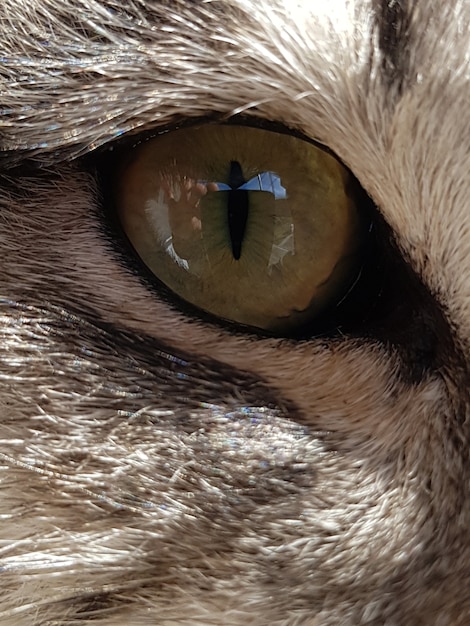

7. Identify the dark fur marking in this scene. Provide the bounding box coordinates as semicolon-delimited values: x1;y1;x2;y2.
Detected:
0;299;316;490
374;0;412;94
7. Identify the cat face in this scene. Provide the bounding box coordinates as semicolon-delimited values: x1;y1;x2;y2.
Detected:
0;1;469;624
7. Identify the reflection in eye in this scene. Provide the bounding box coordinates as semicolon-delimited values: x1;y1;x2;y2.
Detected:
116;124;366;334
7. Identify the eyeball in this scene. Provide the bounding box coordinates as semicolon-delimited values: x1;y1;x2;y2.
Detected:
116;124;366;333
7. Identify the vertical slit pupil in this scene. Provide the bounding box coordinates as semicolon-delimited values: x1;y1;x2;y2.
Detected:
227;160;249;260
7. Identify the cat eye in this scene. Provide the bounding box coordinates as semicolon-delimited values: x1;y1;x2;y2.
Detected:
114;124;370;335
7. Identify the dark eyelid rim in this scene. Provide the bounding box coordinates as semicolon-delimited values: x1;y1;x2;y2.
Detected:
83;114;340;168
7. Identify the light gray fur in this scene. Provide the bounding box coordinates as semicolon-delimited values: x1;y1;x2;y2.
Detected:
0;1;469;624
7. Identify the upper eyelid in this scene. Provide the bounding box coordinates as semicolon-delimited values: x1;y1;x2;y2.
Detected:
0;116;326;176
88;116;340;166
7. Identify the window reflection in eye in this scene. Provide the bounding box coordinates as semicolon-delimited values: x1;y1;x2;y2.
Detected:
114;124;371;335
155;169;292;275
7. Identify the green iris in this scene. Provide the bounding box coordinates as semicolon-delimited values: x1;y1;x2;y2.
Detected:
117;124;364;333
